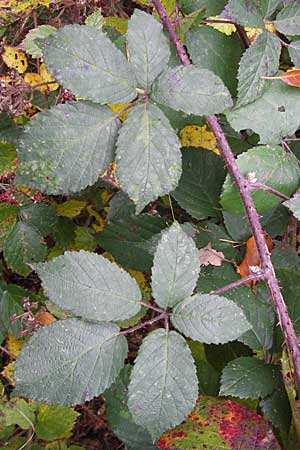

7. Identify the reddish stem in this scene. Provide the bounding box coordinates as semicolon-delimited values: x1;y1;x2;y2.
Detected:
211;273;265;296
153;0;300;393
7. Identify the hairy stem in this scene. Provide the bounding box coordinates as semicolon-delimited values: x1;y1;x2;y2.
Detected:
153;0;300;393
249;181;290;201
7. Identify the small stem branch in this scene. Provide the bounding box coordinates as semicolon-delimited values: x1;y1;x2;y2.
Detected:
211;273;265;296
153;0;300;394
250;182;290;201
140;301;164;313
120;312;167;335
235;23;250;49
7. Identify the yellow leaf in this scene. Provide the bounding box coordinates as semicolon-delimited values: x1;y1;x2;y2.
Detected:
244;27;262;44
104;17;128;35
6;0;50;13
2;46;28;73
265;23;276;34
54;200;87;218
180;124;220;155
206;16;236;36
24;72;47;93
39;63;59;91
87;205;108;232
6;335;25;358
107;103;131;121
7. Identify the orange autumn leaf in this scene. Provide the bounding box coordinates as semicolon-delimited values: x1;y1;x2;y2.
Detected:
36;310;56;326
261;69;300;87
238;232;273;286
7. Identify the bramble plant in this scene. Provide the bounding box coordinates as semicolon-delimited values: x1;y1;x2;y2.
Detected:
2;0;300;449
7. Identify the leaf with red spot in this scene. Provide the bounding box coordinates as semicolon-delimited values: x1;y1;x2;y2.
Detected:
157;396;280;450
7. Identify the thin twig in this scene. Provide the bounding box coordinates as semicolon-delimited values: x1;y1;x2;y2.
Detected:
140;301;164;313
153;0;300;394
0;345;15;359
210;273;265;296
249;182;290;201
120;312;168;335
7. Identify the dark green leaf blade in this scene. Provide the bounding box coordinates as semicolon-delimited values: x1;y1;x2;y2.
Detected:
128;329;198;440
14;318;128;406
152;65;233;116
220;357;276;399
224;0;264;27
116;103;182;213
171;293;251;344
34;250;141;322
3;222;47;276
126;9;170;89
221;145;299;215
237;30;281;107
283;191;300;220
172;148;226;220
151;222;200;308
16;102;120;195
186;26;243;96
44;25;137;103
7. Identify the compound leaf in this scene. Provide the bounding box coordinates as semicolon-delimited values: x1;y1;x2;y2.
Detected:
171;293;251;344
221;145;299;215
152;65;233;116
14;319;127;406
43;24;137;103
116;103;181;213
128;328;198;440
220;357;276;399
237;30;281;107
34;250;141;322
151;222;200;308
16;102;120;195
127;9;170;89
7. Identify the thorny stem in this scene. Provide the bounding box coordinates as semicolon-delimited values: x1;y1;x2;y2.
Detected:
153;0;300;394
211;273;265;296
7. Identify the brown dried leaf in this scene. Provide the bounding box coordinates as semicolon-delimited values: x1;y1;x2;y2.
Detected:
199;242;225;267
262;69;300;87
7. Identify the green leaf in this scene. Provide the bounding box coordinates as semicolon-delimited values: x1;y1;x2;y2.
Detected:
104;365;158;450
19;203;58;236
98;194;167;271
0;142;16;177
23;25;57;58
261;0;283;18
157;396;281;450
237;31;281;107
151;222;200;308
35;404;79;441
276;267;300;328
34;250;141;322
275;3;300;35
85;8;104;29
221;145;299;215
198;266;276;351
0;399;36;429
188;341;220;396
172;148;226;220
224;204;290;241
220;357;276;399
171;293;251;344
288;40;300;66
152;65;233;115
126;9;170;90
116;103;182;213
44;25;137;103
14;318;127;406
186;26;243;96
16;102;120;195
128;329;198;440
0;288;23;341
228;80;300;144
283;191;300;220
0;203;18;251
3;222;47;276
224;0;264;27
